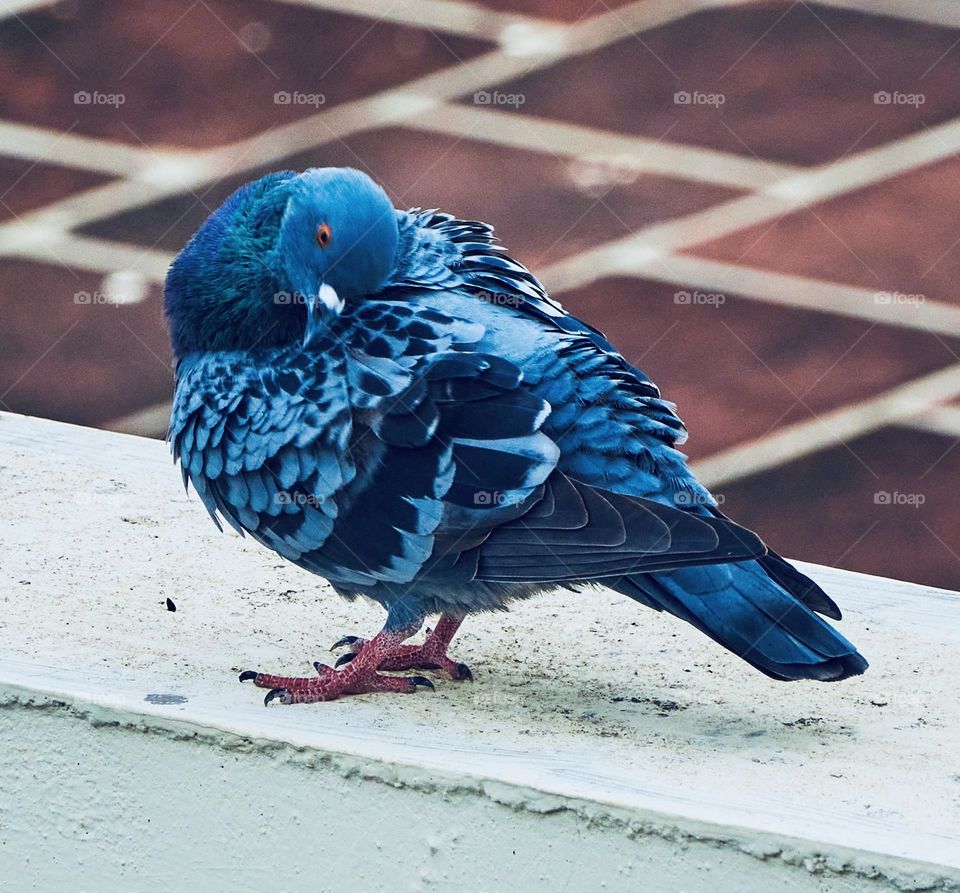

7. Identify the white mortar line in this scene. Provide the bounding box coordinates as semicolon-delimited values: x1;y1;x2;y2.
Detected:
10;233;173;282
0;0;57;17
0;120;182;178
201;90;451;181
762;117;960;206
637;254;960;337
560;0;718;54
270;0;549;41
907;404;960;438
690;362;960;489
407;103;796;190
539;192;792;291
815;0;960;30
541;113;960;295
0;155;225;250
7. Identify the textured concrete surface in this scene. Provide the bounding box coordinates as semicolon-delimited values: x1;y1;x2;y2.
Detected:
1;412;958;891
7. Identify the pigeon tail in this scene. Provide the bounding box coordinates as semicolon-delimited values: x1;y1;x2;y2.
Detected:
617;560;868;681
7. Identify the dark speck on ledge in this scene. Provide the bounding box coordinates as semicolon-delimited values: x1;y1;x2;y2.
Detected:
611;696;684;712
144;693;188;705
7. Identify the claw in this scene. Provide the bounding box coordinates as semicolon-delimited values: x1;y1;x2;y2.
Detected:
330;635;360;651
313;661;333;674
264;688;288;706
335;651;357;668
455;663;474;682
239;670;258;683
410;676;435;691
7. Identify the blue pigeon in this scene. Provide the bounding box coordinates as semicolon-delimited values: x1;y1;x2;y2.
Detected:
165;167;867;705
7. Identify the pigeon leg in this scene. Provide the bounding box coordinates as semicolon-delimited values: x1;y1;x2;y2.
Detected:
240;623;436;705
332;614;472;681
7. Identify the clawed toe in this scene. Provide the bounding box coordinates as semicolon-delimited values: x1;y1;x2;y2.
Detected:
257;671;436;704
264;687;289;706
238;659;440;705
330;635;362;651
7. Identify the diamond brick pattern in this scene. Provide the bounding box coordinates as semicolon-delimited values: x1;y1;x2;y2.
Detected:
1;0;958;587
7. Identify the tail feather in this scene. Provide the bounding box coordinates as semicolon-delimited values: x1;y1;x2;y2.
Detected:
758;549;842;620
616;559;868;681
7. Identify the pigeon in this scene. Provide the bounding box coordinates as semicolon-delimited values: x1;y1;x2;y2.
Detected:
165;167;867;705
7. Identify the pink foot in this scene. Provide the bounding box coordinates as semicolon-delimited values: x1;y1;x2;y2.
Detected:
239;618;467;705
332;615;472;681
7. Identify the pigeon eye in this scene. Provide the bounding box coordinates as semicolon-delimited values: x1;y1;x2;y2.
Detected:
316;222;332;248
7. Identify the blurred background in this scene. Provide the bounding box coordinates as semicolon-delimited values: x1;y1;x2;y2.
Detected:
1;0;959;589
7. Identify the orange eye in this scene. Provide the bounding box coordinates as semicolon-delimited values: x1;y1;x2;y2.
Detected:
316;222;332;248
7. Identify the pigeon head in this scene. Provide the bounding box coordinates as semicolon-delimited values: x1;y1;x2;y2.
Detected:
278;167;399;345
165;167;398;358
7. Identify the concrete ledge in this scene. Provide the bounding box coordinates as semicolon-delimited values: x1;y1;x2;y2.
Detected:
1;412;958;892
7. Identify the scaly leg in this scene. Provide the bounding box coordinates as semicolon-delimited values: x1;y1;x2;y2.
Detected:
331;614;472;681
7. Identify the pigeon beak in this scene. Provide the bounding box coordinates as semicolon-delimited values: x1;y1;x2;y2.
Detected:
303;282;343;348
318;282;344;315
